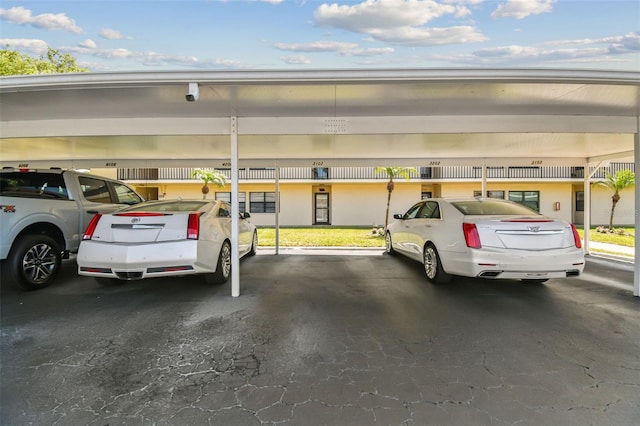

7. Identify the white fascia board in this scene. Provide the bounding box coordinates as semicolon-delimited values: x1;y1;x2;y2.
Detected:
238;116;638;135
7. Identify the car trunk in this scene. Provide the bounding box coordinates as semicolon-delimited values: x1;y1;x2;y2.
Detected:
92;212;192;243
467;216;574;250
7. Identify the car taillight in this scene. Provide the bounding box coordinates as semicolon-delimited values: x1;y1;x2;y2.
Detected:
463;223;481;249
83;214;102;240
187;213;200;240
570;224;582;248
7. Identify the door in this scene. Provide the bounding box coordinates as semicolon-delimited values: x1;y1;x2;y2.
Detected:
314;193;330;225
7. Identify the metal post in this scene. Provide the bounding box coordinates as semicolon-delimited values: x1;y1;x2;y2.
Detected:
634;127;639;297
481;162;487;197
275;165;280;255
583;161;590;255
230;116;240;297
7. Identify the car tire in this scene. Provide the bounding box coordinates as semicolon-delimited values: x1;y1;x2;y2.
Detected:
8;234;62;290
249;231;258;256
206;240;231;285
423;243;451;284
384;232;396;255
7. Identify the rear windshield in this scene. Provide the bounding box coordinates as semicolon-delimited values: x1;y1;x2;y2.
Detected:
451;200;540;216
122;200;208;212
0;172;69;200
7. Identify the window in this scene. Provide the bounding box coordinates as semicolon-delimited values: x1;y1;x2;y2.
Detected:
313;167;329;179
575;191;584;212
113;183;143;205
473;190;505;199
419;201;440;219
509;191;540;211
0;172;68;200
420;167;432;179
78;176;111;203
404;203;423;219
250;192;276;213
421;191;432;199
215;192;246;213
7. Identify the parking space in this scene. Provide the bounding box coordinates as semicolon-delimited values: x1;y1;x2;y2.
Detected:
1;252;638;425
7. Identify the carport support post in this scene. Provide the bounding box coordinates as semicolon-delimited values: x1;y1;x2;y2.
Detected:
231;116;240;297
634;128;639;297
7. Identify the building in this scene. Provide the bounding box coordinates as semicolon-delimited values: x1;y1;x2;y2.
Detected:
102;163;636;228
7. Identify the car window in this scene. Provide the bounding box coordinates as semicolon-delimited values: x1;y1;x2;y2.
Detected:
0;172;69;200
79;176;112;203
404;203;424;219
218;205;231;217
112;182;143;205
419;201;440;219
451;200;540;216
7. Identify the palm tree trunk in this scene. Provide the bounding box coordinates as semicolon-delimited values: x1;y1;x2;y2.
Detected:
384;189;392;230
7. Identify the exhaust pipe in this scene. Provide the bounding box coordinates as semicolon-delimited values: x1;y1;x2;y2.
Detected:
478;271;502;278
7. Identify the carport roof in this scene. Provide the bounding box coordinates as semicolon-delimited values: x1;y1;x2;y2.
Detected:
1;68;639;169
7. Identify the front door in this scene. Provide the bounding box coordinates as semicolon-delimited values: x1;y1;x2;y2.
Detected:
314;193;330;225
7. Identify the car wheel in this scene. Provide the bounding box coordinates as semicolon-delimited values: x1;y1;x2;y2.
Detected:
8;235;62;290
423;243;451;284
207;240;231;285
384;232;396;255
249;231;258;256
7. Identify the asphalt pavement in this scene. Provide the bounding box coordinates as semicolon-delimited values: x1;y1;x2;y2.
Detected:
1;252;638;425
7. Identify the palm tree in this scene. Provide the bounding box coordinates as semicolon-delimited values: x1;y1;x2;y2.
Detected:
191;168;227;199
375;166;417;230
593;169;635;231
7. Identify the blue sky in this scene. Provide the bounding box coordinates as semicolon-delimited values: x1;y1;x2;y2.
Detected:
1;0;639;72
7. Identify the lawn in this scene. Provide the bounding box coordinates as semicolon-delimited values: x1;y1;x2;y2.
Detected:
576;226;634;247
257;227;385;247
257;226;634;248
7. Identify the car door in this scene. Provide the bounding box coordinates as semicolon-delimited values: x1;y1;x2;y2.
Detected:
238;212;252;255
393;202;425;257
403;201;442;261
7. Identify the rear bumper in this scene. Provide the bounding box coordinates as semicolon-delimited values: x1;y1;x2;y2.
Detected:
77;240;216;280
442;247;585;280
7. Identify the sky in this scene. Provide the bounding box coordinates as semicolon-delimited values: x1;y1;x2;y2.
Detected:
0;0;639;72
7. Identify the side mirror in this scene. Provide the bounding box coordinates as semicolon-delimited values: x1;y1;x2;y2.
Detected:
393;214;403;220
242;212;251;219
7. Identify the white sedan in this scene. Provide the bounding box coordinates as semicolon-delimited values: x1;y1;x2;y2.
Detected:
77;199;257;284
385;198;584;283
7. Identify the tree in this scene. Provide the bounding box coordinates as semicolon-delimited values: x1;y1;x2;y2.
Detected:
593;169;635;231
191;168;227;199
0;47;88;76
376;166;417;230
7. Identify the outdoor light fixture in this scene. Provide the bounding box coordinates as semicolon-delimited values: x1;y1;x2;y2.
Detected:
185;83;199;102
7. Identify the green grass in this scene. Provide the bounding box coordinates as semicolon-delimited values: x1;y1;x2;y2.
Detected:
257;226;635;249
576;226;634;247
257;227;385;247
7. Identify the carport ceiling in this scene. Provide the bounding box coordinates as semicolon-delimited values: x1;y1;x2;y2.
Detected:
0;68;639;169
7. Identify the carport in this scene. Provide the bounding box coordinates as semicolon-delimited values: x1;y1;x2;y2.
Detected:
1;68;639;296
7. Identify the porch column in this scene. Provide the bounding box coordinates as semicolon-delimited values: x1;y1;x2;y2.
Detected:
583;161;591;255
230;116;240;297
481;163;487;197
634;125;639;297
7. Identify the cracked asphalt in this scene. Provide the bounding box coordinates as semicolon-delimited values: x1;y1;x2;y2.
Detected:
1;251;639;425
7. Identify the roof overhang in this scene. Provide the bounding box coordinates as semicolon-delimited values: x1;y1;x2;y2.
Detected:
1;68;639;169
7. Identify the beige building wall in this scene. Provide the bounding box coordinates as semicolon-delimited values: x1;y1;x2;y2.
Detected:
120;179;635;227
590;186;635;226
331;183;422;226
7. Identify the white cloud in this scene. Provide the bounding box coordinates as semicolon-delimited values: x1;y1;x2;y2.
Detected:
0;6;83;34
99;28;132;40
78;39;97;49
280;55;312;65
0;38;49;54
491;0;555;20
274;41;359;53
313;0;486;45
274;40;394;57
